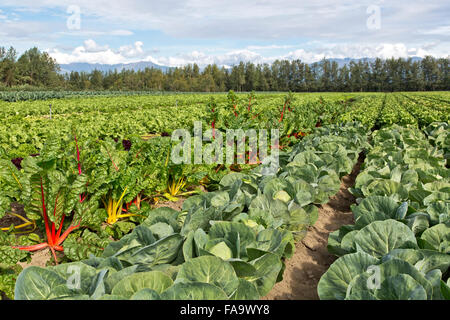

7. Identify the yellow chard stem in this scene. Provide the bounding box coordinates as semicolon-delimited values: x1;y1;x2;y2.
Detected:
113;187;128;214
116;213;143;219
0;213;36;233
8;212;32;224
105;187;128;225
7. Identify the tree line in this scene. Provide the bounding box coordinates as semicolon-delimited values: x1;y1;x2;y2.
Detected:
1;46;448;92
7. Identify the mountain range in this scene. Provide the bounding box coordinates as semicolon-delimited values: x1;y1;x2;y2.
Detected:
59;61;171;74
326;57;423;68
59;57;424;74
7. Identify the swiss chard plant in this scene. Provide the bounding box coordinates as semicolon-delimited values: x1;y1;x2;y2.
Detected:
11;151;88;263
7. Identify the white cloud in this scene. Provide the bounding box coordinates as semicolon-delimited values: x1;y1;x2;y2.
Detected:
375;43;409;59
49;48;119;65
284;43;445;61
284;49;326;63
144;43;439;68
1;0;448;43
49;43;269;67
119;41;144;58
49;40;448;67
2;0;448;65
49;40;161;65
150;49;268;67
83;39;108;53
49;40;132;64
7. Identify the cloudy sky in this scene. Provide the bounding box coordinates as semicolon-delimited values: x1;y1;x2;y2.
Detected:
0;0;449;67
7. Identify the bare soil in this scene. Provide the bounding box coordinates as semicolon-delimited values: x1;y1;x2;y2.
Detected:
17;250;52;269
0;203;28;229
0;203;53;269
263;154;364;300
152;197;186;211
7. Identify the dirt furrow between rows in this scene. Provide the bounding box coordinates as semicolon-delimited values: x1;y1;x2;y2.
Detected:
263;154;364;300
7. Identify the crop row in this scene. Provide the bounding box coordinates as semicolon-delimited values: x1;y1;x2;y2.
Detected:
0;90;211;102
318;123;450;300
0;92;348;117
2;122;370;300
339;93;448;129
0;92;352;159
1;92;448;160
339;95;384;128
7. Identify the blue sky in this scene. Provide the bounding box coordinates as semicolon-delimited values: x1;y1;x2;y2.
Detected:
0;0;449;67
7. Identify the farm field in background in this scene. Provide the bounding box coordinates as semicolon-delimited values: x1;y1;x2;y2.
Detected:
1;91;449;159
0;91;448;301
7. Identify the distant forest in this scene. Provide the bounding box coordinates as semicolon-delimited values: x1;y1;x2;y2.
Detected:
0;46;449;92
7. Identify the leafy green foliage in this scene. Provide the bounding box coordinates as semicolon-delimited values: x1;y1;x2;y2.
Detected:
4;91;448;301
13;122;370;300
321;123;450;300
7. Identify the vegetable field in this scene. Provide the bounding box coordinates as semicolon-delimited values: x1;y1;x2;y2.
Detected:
0;91;448;300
